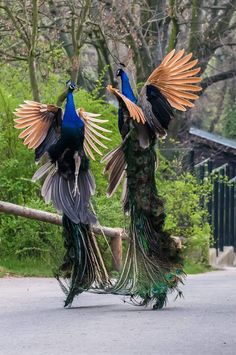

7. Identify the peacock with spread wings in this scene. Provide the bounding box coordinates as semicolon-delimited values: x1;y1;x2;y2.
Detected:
103;49;202;309
14;81;111;307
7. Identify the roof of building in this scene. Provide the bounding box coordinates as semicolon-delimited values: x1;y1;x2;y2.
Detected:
189;127;236;150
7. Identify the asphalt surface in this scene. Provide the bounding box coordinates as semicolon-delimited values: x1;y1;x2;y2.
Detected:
0;269;236;355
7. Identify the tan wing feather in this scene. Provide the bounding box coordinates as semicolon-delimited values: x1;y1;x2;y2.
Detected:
78;109;111;160
86;129;108;149
146;49;202;111
14;118;41;128
18;120;44;138
164;49;186;67
84;117;109;123
168;53;193;70
88;121;111;132
14;101;59;149
23;121;49;147
83;141;95;160
85;135;103;156
170;68;201;79
160;87;199;100
107;85;146;124
161;49;176;65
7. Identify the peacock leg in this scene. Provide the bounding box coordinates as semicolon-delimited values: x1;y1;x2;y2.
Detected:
73;151;81;196
51;161;58;175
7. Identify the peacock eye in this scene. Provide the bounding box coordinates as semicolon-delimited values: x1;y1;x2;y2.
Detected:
116;69;121;76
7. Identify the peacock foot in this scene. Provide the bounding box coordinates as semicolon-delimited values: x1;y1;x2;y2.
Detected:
152;293;167;310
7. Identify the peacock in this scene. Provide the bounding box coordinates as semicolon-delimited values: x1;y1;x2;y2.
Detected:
14;81;111;307
102;49;202;309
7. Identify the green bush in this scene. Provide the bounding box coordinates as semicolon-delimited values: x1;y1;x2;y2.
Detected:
157;155;212;264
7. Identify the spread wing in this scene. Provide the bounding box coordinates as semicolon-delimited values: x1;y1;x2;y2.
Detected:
78;109;111;161
146;49;202;111
14;100;62;161
107;85;146;124
136;49;202;134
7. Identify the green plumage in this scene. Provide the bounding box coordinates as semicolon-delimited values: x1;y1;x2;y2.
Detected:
111;128;184;308
56;215;109;307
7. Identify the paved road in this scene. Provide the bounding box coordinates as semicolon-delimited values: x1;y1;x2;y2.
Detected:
0;269;236;355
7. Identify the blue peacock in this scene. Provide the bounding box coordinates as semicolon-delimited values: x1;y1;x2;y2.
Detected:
103;49;202;309
14;81;111;307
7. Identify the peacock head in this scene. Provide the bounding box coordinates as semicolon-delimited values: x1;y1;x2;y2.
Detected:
116;63;126;77
116;68;123;77
66;80;77;91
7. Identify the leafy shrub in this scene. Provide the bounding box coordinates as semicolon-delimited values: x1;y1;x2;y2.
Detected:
157;154;212;264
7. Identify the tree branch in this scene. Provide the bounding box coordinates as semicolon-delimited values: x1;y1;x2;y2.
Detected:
31;0;38;52
0;4;30;48
201;69;236;91
0;50;27;61
125;9;153;69
76;0;91;49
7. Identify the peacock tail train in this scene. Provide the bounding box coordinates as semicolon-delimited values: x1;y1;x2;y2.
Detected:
105;128;184;309
57;215;109;307
32;149;110;307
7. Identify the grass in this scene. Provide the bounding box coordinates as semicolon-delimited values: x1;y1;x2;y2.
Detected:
0;257;53;277
184;261;212;274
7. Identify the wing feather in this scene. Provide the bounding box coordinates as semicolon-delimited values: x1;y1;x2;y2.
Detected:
86;129;108;149
85;134;103;156
107;85;146;124
146;49;202;111
78;109;111;160
84;140;95;160
14;101;60;150
164;49;186;67
161;49;176;65
14;118;41;128
102;144;127;197
88;121;111;132
161;87;199;100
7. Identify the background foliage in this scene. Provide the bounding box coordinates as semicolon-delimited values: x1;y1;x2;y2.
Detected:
0;65;212;274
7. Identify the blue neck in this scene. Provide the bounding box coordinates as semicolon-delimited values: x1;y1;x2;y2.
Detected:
120;71;137;103
63;91;84;129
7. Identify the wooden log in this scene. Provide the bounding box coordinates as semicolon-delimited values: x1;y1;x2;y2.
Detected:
0;200;124;238
0;200;62;225
0;200;124;271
